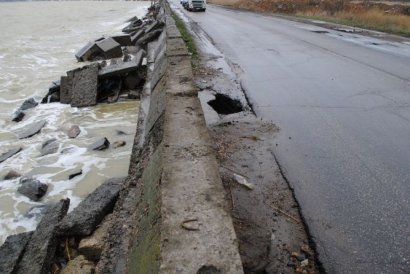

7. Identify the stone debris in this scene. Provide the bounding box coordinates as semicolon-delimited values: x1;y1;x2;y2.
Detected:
58;177;124;236
112;141;126;148
67;125;81;138
68;170;83;180
17;178;48;201
12;98;38;122
17;120;46;139
89;137;110;151
0;148;22;163
41;138;59;156
61;255;95;274
41;81;61;104
3;170;21;180
0;232;33;274
78;215;113;261
16;199;70;274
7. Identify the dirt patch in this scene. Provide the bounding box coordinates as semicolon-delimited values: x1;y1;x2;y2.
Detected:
210;119;319;274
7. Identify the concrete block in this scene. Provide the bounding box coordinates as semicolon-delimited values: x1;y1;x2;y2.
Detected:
75;42;102;62
131;29;145;44
111;34;132;46
60;69;78;104
96;37;123;59
59;178;124;236
98;51;144;78
0;232;32;274
166;25;182;39
136;29;163;47
71;63;99;107
16;199;70;274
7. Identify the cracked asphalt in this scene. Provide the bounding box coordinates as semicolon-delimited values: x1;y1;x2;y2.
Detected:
170;2;410;273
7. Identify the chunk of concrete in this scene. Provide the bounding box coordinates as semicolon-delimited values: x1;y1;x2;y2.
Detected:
0;232;33;274
17;120;46;139
71;63;99;108
61;255;95;274
131;29;145;44
0;148;22;163
88;137;110;151
78;215;112;261
58;177;124;236
145;20;165;34
75;41;103;62
16;199;70;274
67;125;81;138
98;51;143;78
60;69;78;104
136;29;163;46
17;179;48;201
96;37;123;59
111;34;132;46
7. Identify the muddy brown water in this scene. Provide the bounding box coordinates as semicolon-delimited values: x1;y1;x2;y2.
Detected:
0;1;150;244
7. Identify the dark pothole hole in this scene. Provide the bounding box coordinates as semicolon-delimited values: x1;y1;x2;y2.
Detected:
208;93;244;115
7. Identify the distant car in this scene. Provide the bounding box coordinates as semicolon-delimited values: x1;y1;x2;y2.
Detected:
185;0;206;11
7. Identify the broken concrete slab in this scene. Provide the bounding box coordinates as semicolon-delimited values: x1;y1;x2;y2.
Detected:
0;148;22;163
136;29;163;46
16;199;70;274
17;120;46;139
145;20;165;34
75;41;103;62
0;232;33;274
17;179;48;201
111;34;132;46
71;63;99;108
131;29;146;44
58;177;124;236
61;255;95;274
98;52;144;78
96;37;123;59
60;69;78;104
88;137;110;151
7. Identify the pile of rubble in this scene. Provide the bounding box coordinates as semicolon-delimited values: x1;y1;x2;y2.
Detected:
41;4;165;108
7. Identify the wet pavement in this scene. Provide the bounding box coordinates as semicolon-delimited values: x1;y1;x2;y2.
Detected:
171;1;410;273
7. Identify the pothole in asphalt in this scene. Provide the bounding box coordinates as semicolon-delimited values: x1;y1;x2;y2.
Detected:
207;93;244;115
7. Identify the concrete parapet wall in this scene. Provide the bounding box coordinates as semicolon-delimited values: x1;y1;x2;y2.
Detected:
103;1;244;273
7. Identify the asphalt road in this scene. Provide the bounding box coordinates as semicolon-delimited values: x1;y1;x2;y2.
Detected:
171;2;410;273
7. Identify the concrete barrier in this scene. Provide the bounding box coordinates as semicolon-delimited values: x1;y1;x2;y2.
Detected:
96;1;244;273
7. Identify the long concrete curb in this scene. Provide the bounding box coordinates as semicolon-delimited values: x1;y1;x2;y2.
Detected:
95;2;243;273
128;1;243;273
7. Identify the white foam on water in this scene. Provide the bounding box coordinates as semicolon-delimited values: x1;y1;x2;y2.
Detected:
0;1;150;244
